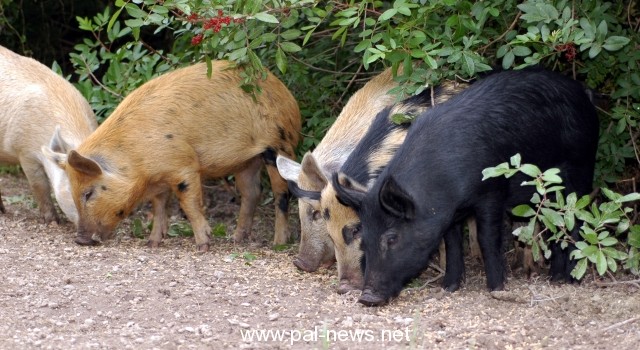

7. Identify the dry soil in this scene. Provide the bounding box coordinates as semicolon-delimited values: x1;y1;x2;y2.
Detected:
0;171;639;349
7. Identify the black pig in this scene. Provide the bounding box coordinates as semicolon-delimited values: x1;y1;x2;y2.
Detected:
333;68;599;306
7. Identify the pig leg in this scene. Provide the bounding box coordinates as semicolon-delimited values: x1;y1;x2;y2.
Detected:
442;222;465;292
174;172;211;252
20;160;59;224
475;203;507;291
147;191;170;248
266;164;291;245
0;190;5;213
232;157;263;243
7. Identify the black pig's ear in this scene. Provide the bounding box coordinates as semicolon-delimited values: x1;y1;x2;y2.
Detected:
332;172;366;211
379;176;415;220
287;181;321;201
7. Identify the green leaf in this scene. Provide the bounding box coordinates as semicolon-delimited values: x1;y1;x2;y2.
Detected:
502;51;515;69
588;43;602;58
595;250;607;275
255;12;279;24
603;36;631;51
571;258;588;280
628;225;640;248
593;21;607;45
108;6;124;32
275;47;287;74
125;18;144;28
151;5;168;15
397;6;412;16
519;164;541;178
280;42;302;53
541;208;564;227
528;239;541;261
280;29;301;40
354;39;371;53
582;229;599;245
512;46;532;57
462;53;475;75
601;187;620;201
599;237;618;247
616;192;640;203
228;47;247;61
541;24;550;42
125;3;147;19
424;55;438;69
607;257;617;273
541;168;562;182
602;247;627;260
540;215;558;234
564;211;575;231
379;8;397;22
390;113;415;125
575;195;592;209
510;154;521;167
512;204;536;218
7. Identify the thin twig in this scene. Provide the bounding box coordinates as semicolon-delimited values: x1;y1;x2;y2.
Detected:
288;54;361;75
479;12;522;53
405;272;445;292
601;316;640;332
336;64;364;109
629;126;640;167
594;279;640;289
79;56;123;99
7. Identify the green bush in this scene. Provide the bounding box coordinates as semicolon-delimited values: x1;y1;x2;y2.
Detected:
483;154;640;279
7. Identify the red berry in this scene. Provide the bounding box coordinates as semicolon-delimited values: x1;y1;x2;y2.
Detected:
191;33;204;46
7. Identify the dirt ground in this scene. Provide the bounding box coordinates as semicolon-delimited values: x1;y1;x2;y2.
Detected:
0;171;639;350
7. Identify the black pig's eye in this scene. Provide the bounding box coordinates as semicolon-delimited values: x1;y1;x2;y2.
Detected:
312;210;322;221
386;233;398;246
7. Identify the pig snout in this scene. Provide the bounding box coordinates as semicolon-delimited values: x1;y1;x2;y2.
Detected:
337;276;364;294
74;222;111;246
293;247;335;272
292;255;320;272
358;288;388;307
74;234;99;246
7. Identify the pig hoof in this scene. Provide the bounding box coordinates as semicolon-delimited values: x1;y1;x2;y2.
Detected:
146;240;161;249
74;236;99;246
292;257;318;272
442;282;461;293
358;289;387;307
337;282;359;295
233;230;249;243
196;243;210;253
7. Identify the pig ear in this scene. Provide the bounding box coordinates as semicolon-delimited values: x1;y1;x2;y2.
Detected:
300;152;328;191
332;172;366;211
277;154;322;204
379;176;415;220
49;125;73;153
67;150;103;177
41;145;68;170
287;181;321;202
276;155;301;182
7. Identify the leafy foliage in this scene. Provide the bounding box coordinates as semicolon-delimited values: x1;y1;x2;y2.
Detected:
61;1;639;176
483;154;640;279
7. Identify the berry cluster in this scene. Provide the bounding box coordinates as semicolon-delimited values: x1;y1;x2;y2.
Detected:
555;43;577;62
189;10;244;46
